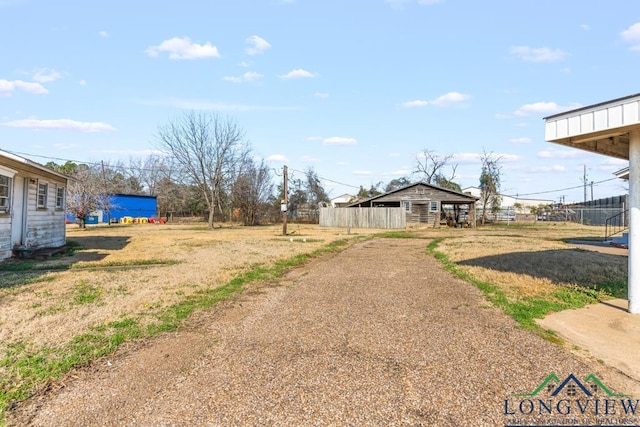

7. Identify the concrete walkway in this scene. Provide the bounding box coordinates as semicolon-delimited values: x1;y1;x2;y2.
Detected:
538;298;640;383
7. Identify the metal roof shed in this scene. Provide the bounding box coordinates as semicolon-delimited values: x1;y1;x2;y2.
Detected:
544;93;638;313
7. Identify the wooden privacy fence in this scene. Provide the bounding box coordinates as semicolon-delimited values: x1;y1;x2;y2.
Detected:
319;207;406;229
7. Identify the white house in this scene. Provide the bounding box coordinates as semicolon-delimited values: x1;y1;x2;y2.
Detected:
330;194;355;208
462;186;553;211
0;149;69;261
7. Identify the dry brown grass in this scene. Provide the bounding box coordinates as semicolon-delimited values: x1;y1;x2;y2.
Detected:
417;222;627;301
0;223;377;353
0;221;626;369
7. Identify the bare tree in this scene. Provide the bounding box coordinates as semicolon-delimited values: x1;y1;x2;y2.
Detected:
231;157;273;225
479;150;503;224
415;149;458;187
156;112;248;229
65;166;112;228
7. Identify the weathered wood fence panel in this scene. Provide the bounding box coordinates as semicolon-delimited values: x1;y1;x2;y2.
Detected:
319;207;406;229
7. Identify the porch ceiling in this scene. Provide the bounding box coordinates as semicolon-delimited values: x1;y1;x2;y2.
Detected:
544;93;640;160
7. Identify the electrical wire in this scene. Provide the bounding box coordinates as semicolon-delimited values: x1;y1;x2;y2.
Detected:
3;148;623;197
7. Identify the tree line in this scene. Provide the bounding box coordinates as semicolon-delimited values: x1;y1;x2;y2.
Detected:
46;111;504;228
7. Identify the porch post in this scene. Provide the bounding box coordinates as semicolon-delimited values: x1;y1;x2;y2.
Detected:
629;129;640;314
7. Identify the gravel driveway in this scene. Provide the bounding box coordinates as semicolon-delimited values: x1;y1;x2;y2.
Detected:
8;239;636;426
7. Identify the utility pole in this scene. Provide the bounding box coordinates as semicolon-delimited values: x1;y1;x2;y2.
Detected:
590;181;594;201
282;165;288;236
583;165;587;204
100;160;110;225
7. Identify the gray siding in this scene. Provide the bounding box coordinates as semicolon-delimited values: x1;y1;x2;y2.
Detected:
320;207;406;229
0;153;68;261
22;177;66;249
0;219;10;259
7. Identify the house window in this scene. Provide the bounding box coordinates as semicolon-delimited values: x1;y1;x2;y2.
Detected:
37;181;48;208
55;185;65;210
0;175;10;214
429;201;439;212
404;201;411;212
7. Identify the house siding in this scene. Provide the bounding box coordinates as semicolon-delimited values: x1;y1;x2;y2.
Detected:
0;153;67;260
0;217;11;259
349;182;477;227
22;176;67;249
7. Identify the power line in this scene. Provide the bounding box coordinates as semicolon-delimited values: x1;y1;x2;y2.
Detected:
4;149;622;197
289;168;360;189
504;177;618;198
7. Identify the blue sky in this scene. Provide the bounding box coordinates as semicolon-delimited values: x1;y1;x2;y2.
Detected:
1;0;639;203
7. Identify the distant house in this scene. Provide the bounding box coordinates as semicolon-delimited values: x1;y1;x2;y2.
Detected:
349;182;478;226
1;149;68;261
615;167;629;180
462;186;553;220
330;194;355;208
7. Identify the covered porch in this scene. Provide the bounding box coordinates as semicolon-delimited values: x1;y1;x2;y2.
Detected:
544;93;638;313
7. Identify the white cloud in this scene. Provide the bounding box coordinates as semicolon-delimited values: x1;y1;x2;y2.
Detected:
0;79;48;96
495;113;511;119
238;61;251;68
79;79;87;86
509;137;532;144
417;0;441;4
621;22;640;51
383;169;411;176
99;30;109;37
452;152;521;164
514;101;581;117
598;158;628;172
301;155;319;163
580;24;590;31
529;165;567;173
388;152;401;157
401;100;428;108
353;170;371;176
279;69;316;79
323;136;357;146
33;68;61;83
601;158;628;167
430;91;470;107
314;92;330;99
223;71;264;83
510;46;567;62
537;148;583;159
245;35;271;56
145;37;220;60
53;143;80;149
336;161;348;166
267;154;288;162
0;118;116;132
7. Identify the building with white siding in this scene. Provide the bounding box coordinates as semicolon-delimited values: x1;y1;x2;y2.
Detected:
0;149;69;261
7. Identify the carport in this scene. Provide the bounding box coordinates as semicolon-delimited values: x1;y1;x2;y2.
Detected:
544;93;638;313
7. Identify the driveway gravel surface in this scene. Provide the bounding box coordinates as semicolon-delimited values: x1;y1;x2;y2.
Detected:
8;239;638;426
